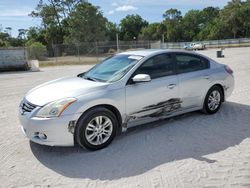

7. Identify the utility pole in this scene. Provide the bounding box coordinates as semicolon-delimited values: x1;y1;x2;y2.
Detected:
116;33;119;52
133;37;137;49
162;34;165;49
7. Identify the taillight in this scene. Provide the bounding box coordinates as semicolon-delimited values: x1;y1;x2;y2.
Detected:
225;65;233;75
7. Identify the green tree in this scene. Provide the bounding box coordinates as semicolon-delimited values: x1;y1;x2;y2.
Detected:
26;41;47;60
30;0;85;46
26;27;47;46
195;7;220;40
200;7;220;26
119;14;148;40
182;10;202;41
18;29;27;39
0;31;25;47
27;0;250;45
204;0;250;40
65;2;108;43
0;32;10;47
105;22;119;41
181;7;220;41
163;9;183;42
139;23;162;40
240;1;250;37
220;0;243;38
163;8;182;20
5;27;12;36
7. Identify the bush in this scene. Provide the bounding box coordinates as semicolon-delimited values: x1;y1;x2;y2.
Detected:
26;41;47;60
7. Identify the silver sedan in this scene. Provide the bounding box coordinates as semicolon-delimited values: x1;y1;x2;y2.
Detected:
19;49;234;150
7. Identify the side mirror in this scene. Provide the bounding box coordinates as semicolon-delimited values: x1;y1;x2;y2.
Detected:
132;74;151;83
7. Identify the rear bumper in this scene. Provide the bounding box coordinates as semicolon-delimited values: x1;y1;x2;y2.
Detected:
19;111;78;146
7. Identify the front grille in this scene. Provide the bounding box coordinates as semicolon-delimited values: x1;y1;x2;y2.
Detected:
20;99;37;114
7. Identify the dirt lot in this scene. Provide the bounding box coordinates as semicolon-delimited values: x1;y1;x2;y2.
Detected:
0;47;250;188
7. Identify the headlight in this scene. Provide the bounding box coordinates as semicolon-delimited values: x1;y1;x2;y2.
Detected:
36;98;77;118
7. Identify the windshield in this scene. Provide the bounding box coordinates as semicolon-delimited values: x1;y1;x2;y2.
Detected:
81;54;143;82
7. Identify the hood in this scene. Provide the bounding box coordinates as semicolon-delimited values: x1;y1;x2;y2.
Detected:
25;76;109;106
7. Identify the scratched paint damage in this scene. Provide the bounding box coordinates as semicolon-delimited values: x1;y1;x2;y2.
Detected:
126;98;182;123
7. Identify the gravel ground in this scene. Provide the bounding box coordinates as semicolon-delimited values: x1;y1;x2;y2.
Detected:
0;47;250;188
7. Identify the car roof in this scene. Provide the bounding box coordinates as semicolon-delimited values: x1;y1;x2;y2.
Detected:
119;49;200;57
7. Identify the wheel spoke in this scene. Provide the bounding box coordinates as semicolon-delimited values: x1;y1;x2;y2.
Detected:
103;119;112;129
86;123;95;131
212;103;216;110
96;135;103;144
208;96;213;101
213;91;218;98
102;131;111;137
87;133;96;141
95;116;103;125
212;91;217;97
212;102;217;110
208;101;213;108
216;94;220;101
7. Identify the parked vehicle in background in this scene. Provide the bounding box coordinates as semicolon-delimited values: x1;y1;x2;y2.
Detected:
19;49;234;150
184;43;206;50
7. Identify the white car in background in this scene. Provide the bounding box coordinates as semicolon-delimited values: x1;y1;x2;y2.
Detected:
19;49;234;150
184;43;206;50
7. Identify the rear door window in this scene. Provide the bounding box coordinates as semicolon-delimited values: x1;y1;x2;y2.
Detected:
175;53;209;74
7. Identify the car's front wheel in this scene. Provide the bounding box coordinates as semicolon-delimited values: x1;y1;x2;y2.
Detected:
75;107;118;150
203;85;223;114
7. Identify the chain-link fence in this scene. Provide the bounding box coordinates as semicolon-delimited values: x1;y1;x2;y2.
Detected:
26;40;160;66
2;38;250;70
31;38;250;66
162;38;250;49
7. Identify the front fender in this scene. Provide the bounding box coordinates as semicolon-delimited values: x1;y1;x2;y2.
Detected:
63;88;126;123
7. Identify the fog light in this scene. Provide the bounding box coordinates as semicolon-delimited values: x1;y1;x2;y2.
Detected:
38;133;47;139
35;132;47;140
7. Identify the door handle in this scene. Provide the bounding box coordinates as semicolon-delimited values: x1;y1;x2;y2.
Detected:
204;75;210;79
167;84;176;89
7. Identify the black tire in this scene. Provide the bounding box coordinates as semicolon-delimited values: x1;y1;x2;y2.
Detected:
203;85;223;114
75;107;118;150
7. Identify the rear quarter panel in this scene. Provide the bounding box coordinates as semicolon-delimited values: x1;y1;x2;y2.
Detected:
202;60;234;102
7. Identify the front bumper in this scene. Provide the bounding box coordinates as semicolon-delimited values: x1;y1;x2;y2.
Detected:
19;108;78;146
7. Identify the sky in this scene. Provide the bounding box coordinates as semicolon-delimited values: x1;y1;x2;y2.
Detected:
0;0;230;37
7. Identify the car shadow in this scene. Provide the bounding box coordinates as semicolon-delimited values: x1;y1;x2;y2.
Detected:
30;101;250;180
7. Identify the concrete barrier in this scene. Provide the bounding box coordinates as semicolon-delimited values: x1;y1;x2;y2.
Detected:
29;60;40;71
0;48;28;71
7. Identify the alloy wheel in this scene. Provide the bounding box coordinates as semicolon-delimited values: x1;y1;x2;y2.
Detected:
208;90;221;111
85;116;113;145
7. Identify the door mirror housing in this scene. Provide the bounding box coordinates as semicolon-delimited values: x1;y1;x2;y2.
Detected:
132;74;151;83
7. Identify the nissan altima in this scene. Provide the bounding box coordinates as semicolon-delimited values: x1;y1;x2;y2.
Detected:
19;49;234;150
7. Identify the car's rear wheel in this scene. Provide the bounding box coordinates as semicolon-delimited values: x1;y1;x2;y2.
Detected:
75;107;118;150
203;85;223;114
